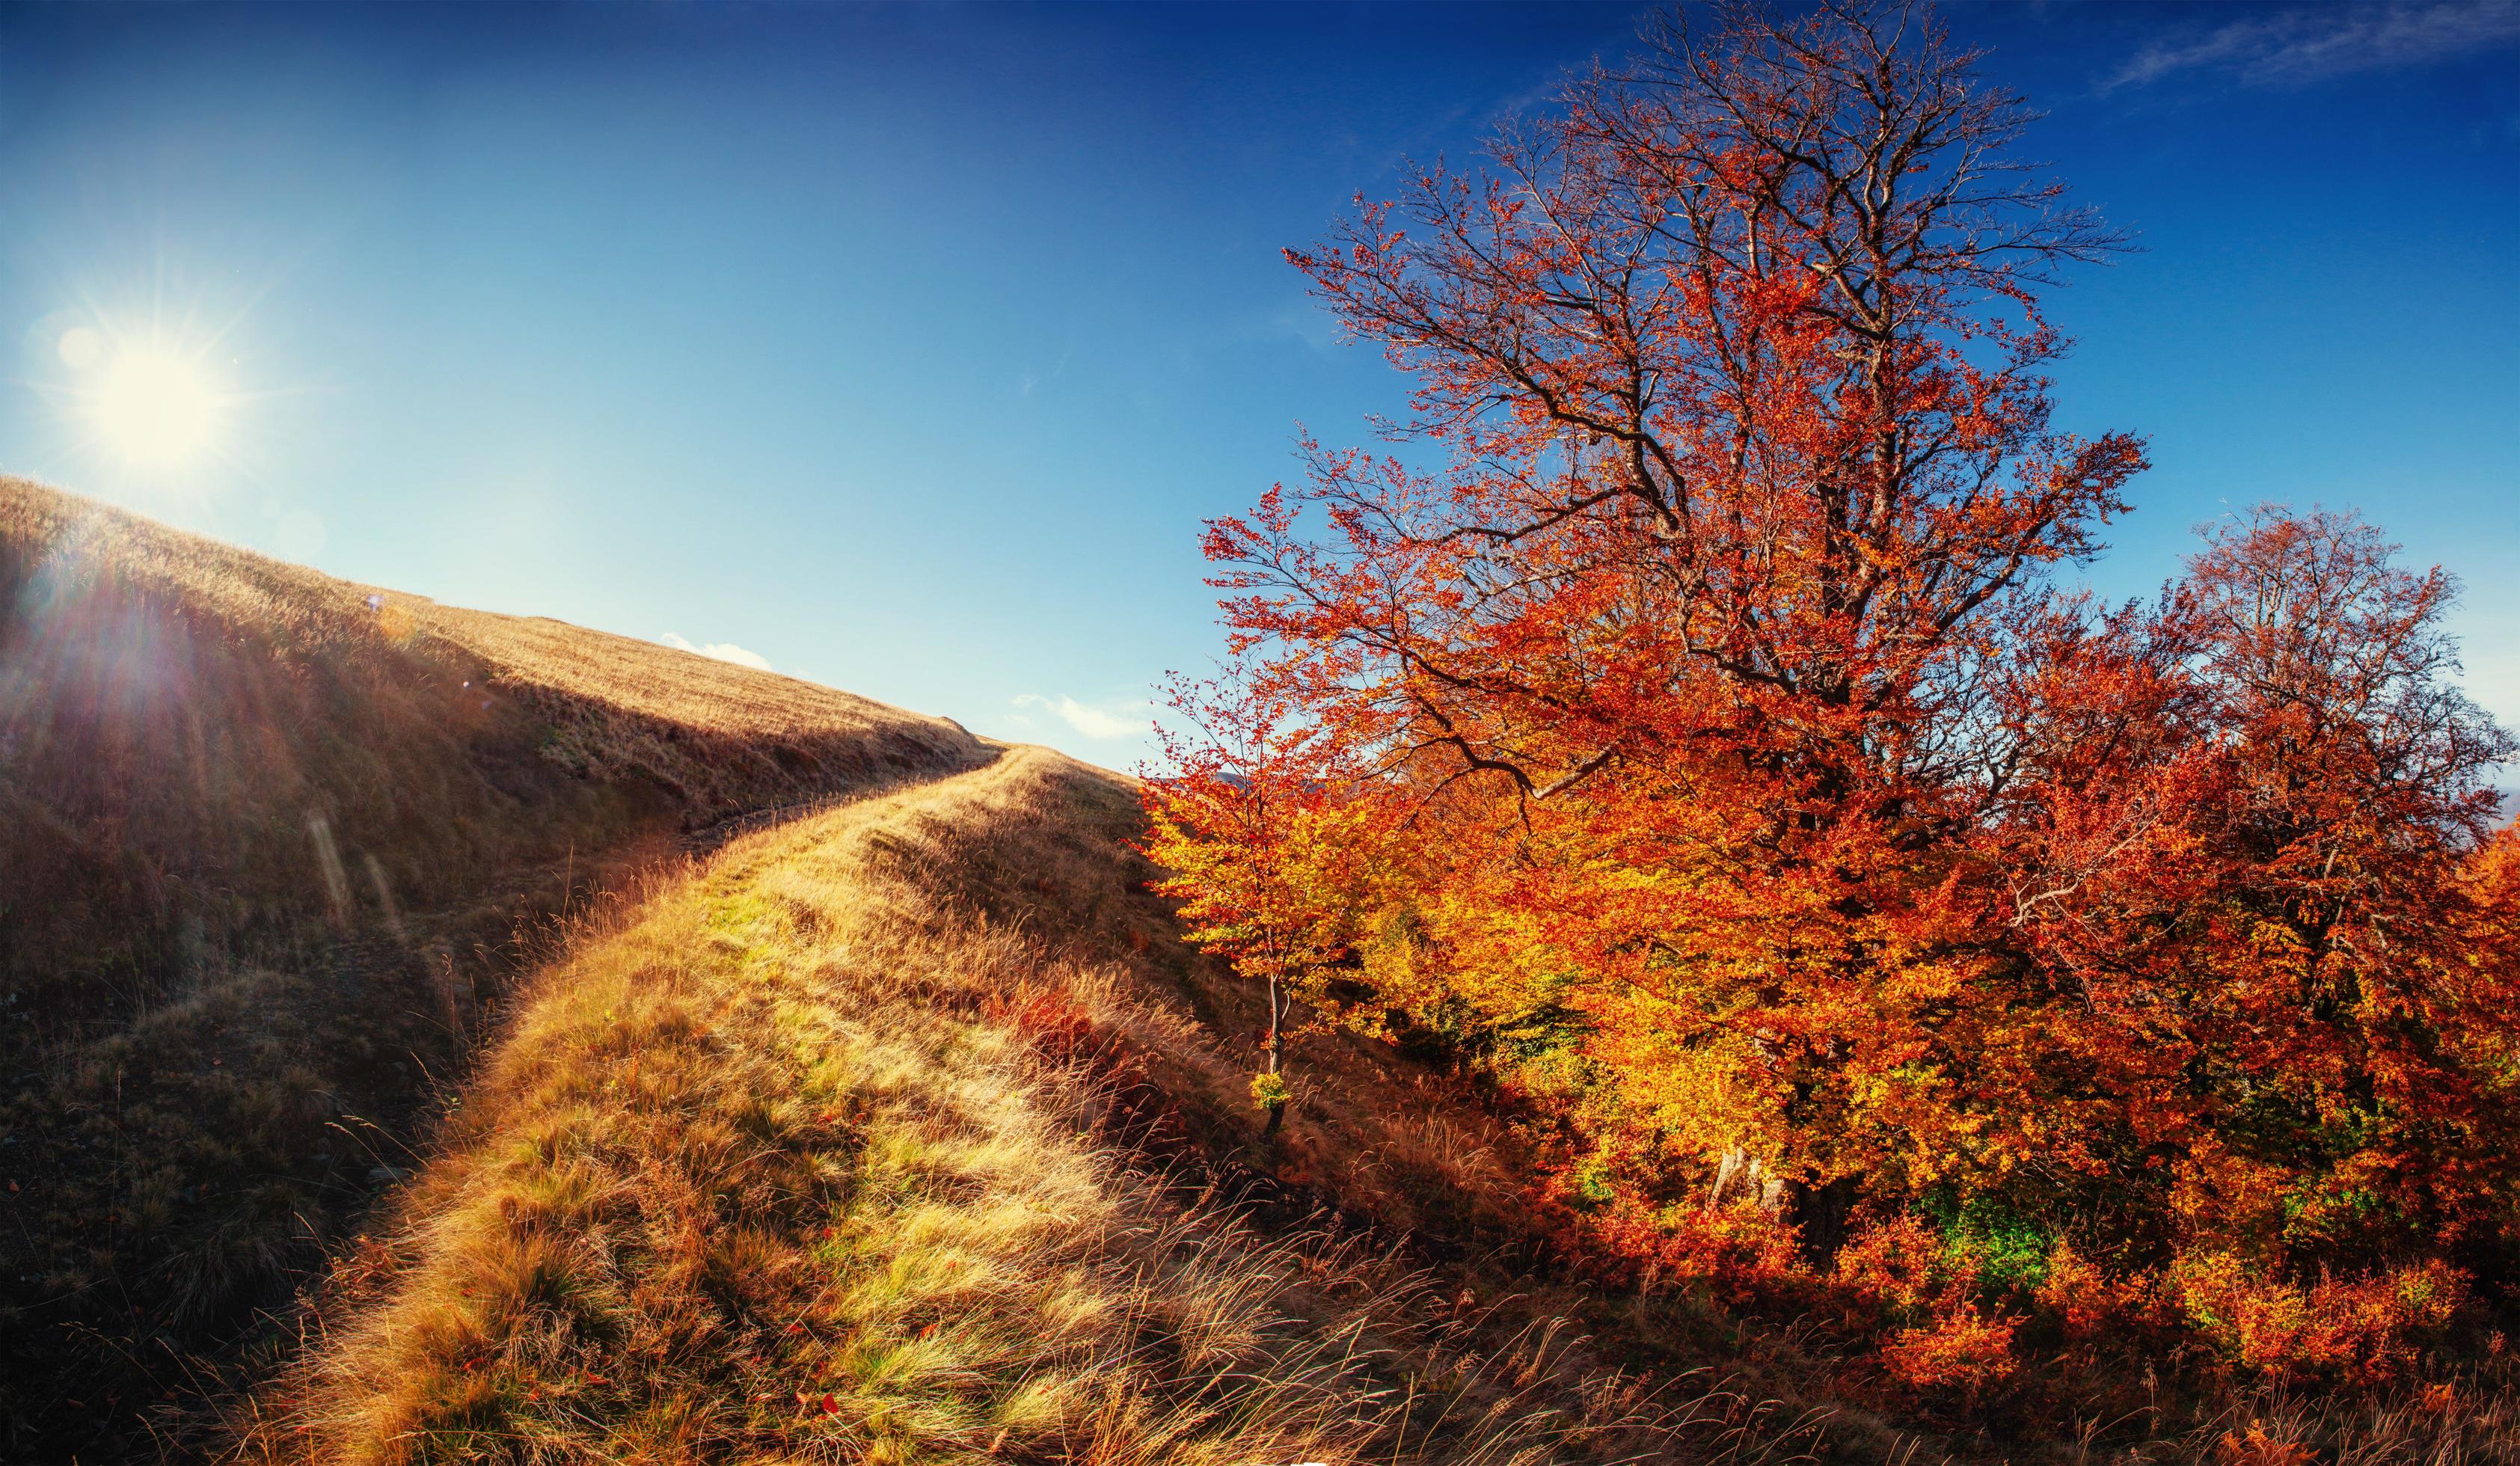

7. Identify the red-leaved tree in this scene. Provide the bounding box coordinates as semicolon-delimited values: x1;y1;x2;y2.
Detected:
1150;0;2516;1382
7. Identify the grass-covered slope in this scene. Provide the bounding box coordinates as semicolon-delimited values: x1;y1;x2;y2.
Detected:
242;750;2520;1466
240;749;1758;1466
0;478;986;1460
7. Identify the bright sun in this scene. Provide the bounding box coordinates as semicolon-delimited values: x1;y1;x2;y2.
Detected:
85;346;221;467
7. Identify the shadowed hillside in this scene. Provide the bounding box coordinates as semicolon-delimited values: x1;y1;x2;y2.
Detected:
0;479;987;1460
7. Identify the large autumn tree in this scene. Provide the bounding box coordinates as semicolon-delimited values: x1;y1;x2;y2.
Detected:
1150;0;2518;1319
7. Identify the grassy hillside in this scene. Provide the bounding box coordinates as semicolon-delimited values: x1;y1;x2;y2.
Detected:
236;749;1828;1465
0;479;986;1460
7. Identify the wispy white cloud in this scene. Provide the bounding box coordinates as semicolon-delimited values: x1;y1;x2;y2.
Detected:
660;631;772;672
2106;0;2520;91
1261;298;1344;355
1018;348;1074;399
1012;693;1146;740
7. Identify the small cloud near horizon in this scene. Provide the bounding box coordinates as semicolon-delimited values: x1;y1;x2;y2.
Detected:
2104;0;2520;91
1011;693;1147;741
660;631;772;672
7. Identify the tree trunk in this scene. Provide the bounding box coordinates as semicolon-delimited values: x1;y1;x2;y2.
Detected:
1785;1173;1862;1263
1261;971;1287;1137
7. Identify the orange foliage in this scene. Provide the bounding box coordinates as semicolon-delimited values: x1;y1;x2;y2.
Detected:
2216;1423;2317;1466
1879;1309;2020;1395
2033;1240;2156;1342
2169;1254;2466;1382
1559;1194;1806;1308
1150;0;2517;1390
1834;1217;1969;1322
1834;1217;2020;1393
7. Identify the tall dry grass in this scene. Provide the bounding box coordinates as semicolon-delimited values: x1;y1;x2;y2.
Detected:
410;603;981;819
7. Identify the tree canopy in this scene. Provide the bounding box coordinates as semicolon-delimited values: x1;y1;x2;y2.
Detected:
1147;0;2518;1387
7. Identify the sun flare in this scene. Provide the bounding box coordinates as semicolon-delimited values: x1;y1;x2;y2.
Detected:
87;347;222;466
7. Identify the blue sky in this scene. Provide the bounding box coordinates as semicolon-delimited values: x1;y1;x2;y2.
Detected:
2;1;2515;770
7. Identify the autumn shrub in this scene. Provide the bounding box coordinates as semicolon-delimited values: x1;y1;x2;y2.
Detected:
1877;1308;2020;1396
979;978;1095;1052
2033;1239;2159;1343
1555;1193;1807;1309
2168;1253;2467;1382
1818;1217;2014;1393
1833;1217;1970;1323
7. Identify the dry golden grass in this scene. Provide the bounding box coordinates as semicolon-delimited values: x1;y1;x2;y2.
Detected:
0;477;983;1461
1;476;980;831
411;604;983;821
1;475;981;1028
2161;1378;2520;1465
236;750;1839;1466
